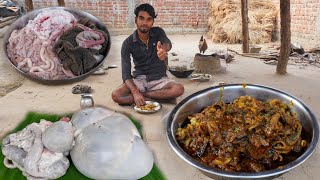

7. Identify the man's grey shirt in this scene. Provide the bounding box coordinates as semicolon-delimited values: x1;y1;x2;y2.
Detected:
121;27;172;82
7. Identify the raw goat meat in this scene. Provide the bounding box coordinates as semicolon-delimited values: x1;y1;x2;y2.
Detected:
1;119;71;180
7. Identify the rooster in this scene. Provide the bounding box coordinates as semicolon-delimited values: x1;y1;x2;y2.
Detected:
198;35;208;54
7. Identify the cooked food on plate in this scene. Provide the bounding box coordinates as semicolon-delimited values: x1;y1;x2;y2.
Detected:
137;103;157;111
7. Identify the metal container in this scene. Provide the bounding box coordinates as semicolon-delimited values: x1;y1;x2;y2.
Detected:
249;45;262;53
80;94;94;108
166;84;319;179
2;7;111;85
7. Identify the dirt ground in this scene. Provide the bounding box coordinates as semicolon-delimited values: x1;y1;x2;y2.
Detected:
0;33;320;180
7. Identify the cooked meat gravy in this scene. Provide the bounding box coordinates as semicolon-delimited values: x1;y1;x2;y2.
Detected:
176;96;308;172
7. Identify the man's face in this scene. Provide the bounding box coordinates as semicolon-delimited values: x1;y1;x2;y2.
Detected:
135;11;154;33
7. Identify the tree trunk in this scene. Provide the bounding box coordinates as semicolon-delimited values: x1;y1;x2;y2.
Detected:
241;0;249;53
25;0;33;11
277;0;291;74
58;0;65;6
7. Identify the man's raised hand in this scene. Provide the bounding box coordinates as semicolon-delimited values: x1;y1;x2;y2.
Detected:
157;41;168;61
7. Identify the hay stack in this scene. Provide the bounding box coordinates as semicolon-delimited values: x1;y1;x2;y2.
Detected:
208;0;278;44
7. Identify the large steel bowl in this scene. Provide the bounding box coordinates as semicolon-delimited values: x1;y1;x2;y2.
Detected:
2;7;111;85
166;84;319;179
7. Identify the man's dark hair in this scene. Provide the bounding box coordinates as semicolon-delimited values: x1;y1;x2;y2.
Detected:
134;3;157;19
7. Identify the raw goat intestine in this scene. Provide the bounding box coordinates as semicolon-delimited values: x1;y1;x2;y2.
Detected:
26;9;76;40
6;9;77;80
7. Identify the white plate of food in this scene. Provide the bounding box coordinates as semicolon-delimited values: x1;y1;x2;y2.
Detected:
133;101;162;114
190;73;212;82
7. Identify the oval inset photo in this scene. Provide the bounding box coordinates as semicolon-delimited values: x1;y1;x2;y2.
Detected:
3;7;111;84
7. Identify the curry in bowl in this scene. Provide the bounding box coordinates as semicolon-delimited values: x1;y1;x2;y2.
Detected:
175;95;307;173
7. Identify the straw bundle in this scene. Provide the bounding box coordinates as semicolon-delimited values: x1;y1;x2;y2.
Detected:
208;0;278;44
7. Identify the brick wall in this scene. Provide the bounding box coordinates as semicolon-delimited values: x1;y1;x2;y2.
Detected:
272;0;320;39
16;0;320;39
17;0;209;35
291;0;320;38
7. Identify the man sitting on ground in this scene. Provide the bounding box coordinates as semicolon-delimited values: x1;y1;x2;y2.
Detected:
112;3;184;106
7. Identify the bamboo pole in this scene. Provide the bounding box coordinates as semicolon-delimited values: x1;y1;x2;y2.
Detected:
241;0;249;53
277;0;291;74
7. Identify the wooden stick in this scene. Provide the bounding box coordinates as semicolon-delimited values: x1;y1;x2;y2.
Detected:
306;47;320;53
241;0;249;53
227;49;278;60
240;53;278;60
25;0;33;11
227;48;240;55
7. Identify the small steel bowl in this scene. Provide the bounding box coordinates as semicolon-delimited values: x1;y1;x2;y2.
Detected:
3;7;111;85
80;94;94;108
166;84;319;179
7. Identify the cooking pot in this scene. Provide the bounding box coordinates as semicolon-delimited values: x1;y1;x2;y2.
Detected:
166;84;319;179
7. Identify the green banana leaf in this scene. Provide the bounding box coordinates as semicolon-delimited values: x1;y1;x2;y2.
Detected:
0;112;166;180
